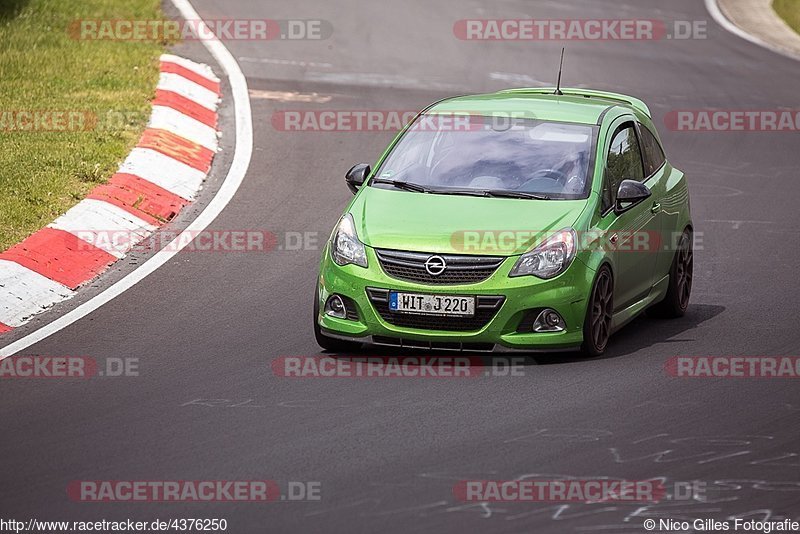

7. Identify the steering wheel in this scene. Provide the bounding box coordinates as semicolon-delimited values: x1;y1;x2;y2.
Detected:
529;168;569;184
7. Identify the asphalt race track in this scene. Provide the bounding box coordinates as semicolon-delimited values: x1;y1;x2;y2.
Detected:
1;0;799;532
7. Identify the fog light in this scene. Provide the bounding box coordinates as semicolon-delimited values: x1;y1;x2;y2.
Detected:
544;311;561;327
324;295;347;319
533;308;565;332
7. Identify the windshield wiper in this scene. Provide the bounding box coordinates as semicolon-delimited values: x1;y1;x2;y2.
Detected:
431;189;488;197
372;179;483;197
483;190;551;200
371;178;431;193
372;180;551;200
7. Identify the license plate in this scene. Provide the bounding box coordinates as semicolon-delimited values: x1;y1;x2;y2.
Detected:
389;292;475;317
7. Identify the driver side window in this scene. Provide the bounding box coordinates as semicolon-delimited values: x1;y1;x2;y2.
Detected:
601;124;644;213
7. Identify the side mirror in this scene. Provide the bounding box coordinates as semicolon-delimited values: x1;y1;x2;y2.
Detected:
345;164;370;194
615;179;651;213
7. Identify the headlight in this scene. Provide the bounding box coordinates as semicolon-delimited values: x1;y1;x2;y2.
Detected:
330;213;368;268
509;228;577;279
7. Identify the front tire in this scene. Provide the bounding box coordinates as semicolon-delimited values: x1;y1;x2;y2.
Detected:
648;228;693;318
313;288;362;352
581;266;613;357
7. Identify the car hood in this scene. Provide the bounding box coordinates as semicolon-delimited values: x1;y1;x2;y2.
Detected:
350;187;588;256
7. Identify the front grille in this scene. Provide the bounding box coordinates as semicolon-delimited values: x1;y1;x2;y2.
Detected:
367;288;504;332
372;336;495;352
375;249;505;285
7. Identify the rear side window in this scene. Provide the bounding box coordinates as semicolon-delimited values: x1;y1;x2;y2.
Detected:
638;124;666;176
602;124;644;212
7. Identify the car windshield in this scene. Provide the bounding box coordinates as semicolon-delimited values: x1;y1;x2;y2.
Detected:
372;115;595;199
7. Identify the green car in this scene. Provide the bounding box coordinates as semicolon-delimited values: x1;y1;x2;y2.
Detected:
314;88;693;356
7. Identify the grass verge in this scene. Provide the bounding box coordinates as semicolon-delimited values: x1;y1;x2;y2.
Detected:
0;0;165;251
774;0;800;35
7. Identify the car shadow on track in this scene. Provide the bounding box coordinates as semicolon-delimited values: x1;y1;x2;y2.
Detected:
319;304;725;368
532;303;725;365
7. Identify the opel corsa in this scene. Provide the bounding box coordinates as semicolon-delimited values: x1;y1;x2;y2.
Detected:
314;88;693;356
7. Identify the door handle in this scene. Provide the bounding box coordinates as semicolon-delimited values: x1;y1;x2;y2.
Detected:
650;202;661;214
609;232;619;244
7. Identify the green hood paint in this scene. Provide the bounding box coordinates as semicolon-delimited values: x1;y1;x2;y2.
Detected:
349;187;588;256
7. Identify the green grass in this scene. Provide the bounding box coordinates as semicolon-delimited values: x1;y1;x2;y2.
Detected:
0;0;166;251
774;0;800;35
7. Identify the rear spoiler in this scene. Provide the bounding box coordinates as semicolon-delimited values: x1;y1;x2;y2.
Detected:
497;87;652;118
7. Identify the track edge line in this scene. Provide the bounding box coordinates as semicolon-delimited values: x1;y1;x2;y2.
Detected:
705;0;800;62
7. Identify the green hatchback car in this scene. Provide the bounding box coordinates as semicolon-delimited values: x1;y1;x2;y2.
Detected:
314;88;693;356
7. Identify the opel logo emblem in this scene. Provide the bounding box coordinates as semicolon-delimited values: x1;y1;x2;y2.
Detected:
424;255;447;276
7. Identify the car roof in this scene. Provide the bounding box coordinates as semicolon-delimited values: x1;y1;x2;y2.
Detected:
427;88;650;126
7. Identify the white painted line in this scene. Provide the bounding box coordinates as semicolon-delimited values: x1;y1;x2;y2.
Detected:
489;72;548;86
48;198;158;258
705;0;800;62
149;105;219;152
0;0;253;358
0;260;72;327
119;148;207;201
161;53;221;82
157;71;220;111
304;71;462;92
238;56;334;69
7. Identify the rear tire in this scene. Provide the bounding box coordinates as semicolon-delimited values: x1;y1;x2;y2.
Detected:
313;288;363;352
648;228;693;318
581;266;614;357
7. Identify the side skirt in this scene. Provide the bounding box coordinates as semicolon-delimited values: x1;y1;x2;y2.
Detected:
610;274;669;333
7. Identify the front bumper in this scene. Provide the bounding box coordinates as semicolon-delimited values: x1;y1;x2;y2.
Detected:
317;245;595;351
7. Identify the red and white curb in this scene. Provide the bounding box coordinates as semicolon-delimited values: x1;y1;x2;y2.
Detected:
0;54;220;334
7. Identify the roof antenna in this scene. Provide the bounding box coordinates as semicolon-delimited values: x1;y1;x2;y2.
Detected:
554;47;565;95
